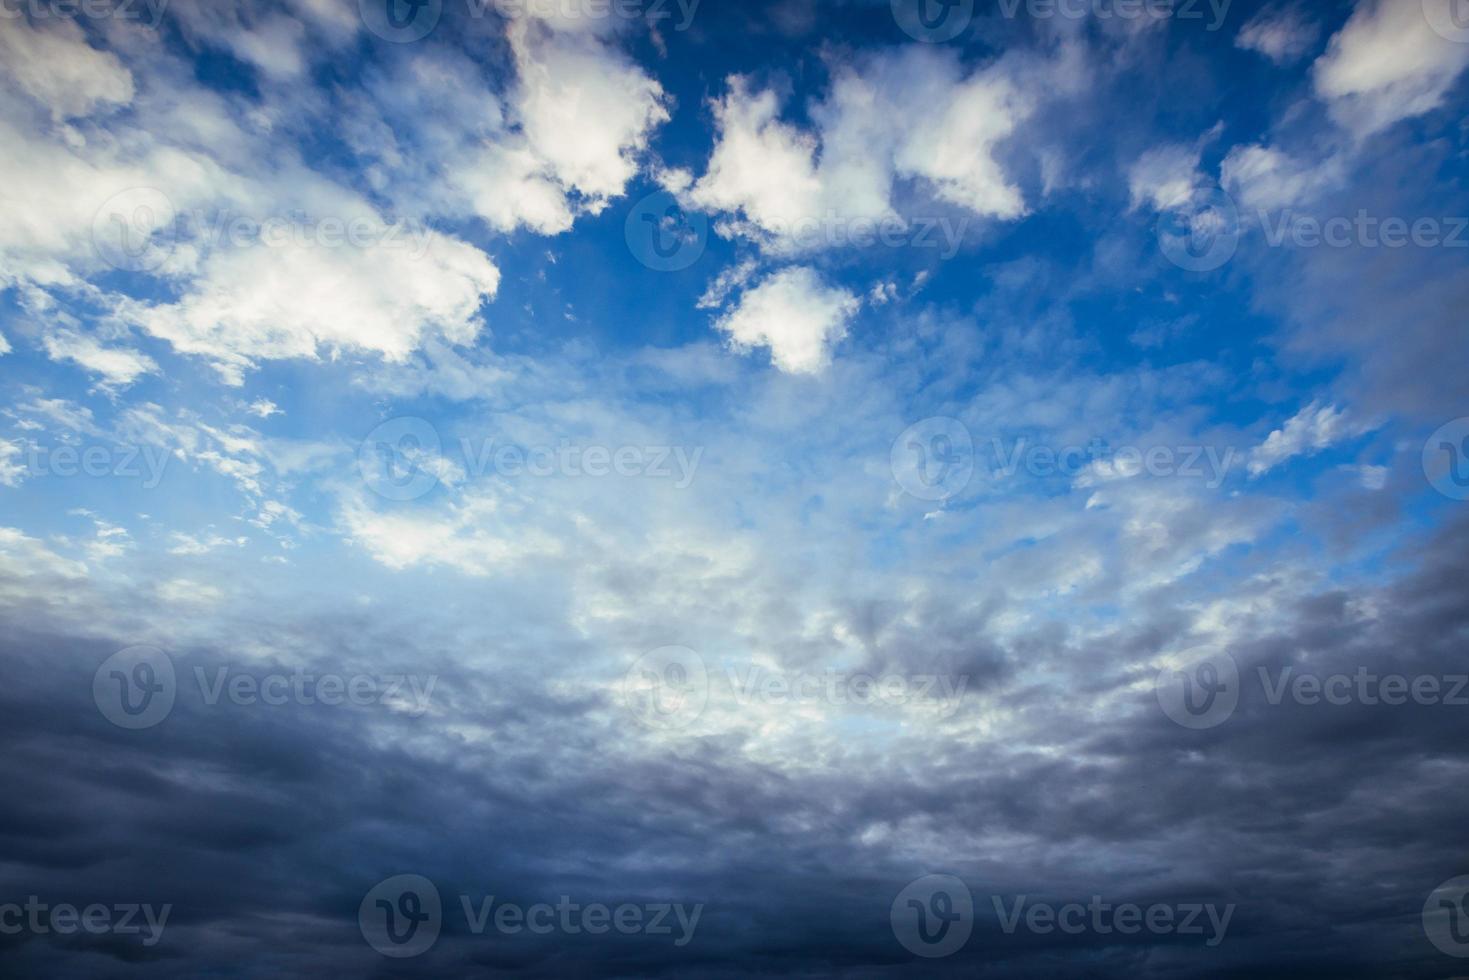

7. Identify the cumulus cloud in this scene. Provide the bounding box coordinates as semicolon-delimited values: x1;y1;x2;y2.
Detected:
712;267;859;374
1236;5;1320;65
1247;402;1376;477
1312;0;1469;137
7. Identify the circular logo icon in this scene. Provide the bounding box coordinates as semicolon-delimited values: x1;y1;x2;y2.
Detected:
1155;649;1239;730
359;417;443;501
625;191;707;272
360;874;442;958
1424;876;1469;957
1424;0;1469;44
359;0;442;42
891;874;973;958
891;0;974;42
1422;418;1469;500
621;646;709;730
1156;187;1239;272
891;417;974;502
93;646;176;730
92;187;177;272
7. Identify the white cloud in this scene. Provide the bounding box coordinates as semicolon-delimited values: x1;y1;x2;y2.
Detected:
1236;6;1319;65
687;46;1071;254
124;233;500;384
0;441;25;488
0;18;134;119
1220;143;1340;211
1312;0;1469;137
246;399;282;419
40;329;158;389
1127;142;1205;213
713;267;859;374
1248;402;1376;477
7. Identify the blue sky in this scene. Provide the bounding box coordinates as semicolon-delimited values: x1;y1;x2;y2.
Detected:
2;0;1469;976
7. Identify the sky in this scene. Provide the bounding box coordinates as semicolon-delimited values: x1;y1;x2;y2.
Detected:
1;0;1469;975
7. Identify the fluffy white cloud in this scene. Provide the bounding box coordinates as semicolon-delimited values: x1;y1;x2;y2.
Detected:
687;45;1071;254
1220;143;1341;211
1248;402;1376;477
0;18;134;119
125;232;500;384
1236;6;1319;65
713;267;859;374
1312;0;1469;137
40;329;158;389
1127;142;1205;213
